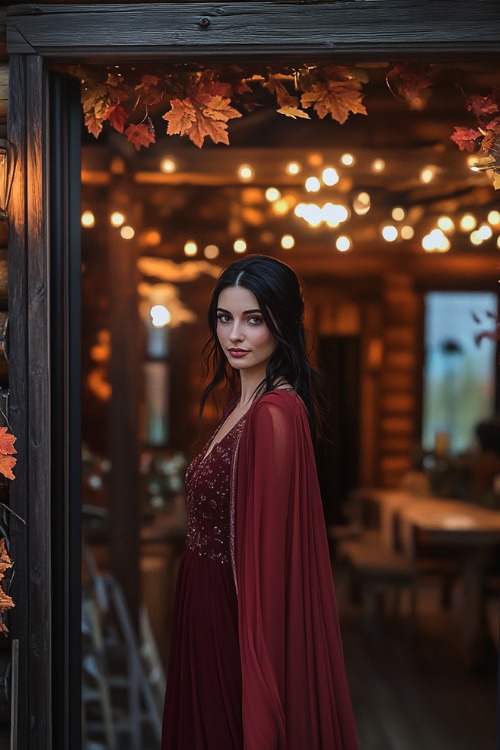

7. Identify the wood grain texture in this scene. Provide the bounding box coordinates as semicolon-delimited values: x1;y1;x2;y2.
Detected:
7;1;500;59
8;53;52;750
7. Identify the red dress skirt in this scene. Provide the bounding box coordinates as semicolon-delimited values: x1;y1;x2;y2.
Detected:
161;416;247;750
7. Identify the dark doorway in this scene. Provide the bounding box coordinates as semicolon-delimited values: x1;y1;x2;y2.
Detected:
317;334;361;525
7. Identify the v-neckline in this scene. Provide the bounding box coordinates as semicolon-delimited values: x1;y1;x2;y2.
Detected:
202;411;248;462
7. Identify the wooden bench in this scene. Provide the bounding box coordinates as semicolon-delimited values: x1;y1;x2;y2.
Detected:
337;535;416;634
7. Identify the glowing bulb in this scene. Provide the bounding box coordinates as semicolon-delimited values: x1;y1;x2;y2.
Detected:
437;216;454;232
467;155;480;171
184;240;197;256
110;211;126;227
321;167;339;186
353;192;371;215
340;153;355;167
120;225;135;240
381;225;398;242
391;207;405;221
336;235;351;252
497;236;500;249
280;234;295;250
160;157;176;174
477;223;493;240
488;210;500;225
305;176;321;193
371;159;385;173
203;244;219;259
460;213;476;231
322;203;349;226
272;198;290;216
233;238;247;253
150;304;171;328
308;153;323;167
81;210;95;228
294;203;306;218
237;164;254;181
303;204;322;227
422;234;436;252
470;231;483;246
420;165;436;183
401;225;414;240
144;229;162;246
265;187;281;202
286;161;301;176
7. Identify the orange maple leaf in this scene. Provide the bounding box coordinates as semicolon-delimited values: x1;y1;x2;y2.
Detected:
0;427;16;456
84;111;103;138
0;454;16;481
163;98;197;136
124;123;156;150
301;80;367;124
189;116;230;149
277;106;310;120
201;95;242;123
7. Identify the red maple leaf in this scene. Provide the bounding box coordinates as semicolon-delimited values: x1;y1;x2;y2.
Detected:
124;122;156;150
0;427;16;456
450;126;481;152
468;93;499;119
0;454;16;481
105;104;129;133
386;63;433;111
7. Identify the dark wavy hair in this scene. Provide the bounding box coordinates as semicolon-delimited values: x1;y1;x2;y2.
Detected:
199;255;327;441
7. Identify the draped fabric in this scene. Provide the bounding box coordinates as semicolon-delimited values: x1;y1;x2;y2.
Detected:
234;390;359;750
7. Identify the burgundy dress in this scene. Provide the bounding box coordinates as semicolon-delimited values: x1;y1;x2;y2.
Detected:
162;391;359;750
161;413;247;750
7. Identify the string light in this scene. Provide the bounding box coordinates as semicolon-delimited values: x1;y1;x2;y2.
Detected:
233;238;247;253
280;234;295;250
371;158;385;173
204;244;219;259
381;225;398;242
308;153;323;167
120;225;135;240
237;164;254;181
488;210;500;226
352;192;371;215
110;211;126;227
497;237;500;249
184;240;197;256
437;216;454;232
401;226;414;240
470;231;483;246
160;157;177;174
265;187;281;202
460;213;477;231
336;235;351;252
305;176;321;193
150;305;171;328
340;153;355;167
286;161;301;176
81;210;95;228
391;207;405;221
272;198;290;216
321;167;339;186
477;223;493;240
420;165;436;183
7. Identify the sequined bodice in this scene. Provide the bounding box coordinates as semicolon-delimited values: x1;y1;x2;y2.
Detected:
185;415;247;564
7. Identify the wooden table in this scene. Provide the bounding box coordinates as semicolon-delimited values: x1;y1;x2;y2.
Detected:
351;488;500;669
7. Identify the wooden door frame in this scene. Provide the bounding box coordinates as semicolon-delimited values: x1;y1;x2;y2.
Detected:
6;3;500;748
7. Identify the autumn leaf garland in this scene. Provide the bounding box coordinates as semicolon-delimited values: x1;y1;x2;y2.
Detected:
74;62;500;189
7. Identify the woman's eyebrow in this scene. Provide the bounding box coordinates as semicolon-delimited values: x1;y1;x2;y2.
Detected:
216;307;262;314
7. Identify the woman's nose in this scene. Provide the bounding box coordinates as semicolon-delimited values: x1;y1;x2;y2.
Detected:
229;322;243;342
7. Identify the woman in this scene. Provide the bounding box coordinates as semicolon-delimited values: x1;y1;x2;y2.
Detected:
162;255;358;750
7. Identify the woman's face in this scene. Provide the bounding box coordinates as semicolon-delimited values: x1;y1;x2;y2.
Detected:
216;285;277;376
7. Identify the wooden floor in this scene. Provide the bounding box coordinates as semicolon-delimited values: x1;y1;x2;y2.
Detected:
337;569;498;750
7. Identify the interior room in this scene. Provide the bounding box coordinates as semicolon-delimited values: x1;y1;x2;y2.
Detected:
77;58;499;749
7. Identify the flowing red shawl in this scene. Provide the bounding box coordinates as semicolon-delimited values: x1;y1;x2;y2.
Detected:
231;390;359;750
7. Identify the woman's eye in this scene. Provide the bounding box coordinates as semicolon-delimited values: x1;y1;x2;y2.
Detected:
217;314;231;323
249;316;263;325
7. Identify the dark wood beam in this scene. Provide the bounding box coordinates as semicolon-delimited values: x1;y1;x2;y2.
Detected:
8;2;500;60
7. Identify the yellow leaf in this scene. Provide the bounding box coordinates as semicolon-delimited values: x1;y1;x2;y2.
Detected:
277;106;310;119
163;98;197;137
